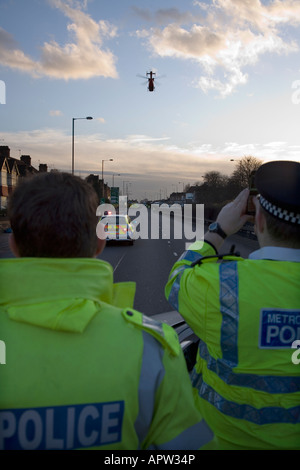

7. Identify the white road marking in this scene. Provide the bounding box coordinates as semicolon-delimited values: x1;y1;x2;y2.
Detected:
113;253;127;273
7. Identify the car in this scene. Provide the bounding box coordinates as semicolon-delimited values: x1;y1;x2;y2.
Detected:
100;214;136;245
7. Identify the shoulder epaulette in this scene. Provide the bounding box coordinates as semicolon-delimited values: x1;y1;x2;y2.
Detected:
122;309;180;357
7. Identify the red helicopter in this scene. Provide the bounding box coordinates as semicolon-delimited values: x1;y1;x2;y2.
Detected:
146;71;156;92
137;70;164;92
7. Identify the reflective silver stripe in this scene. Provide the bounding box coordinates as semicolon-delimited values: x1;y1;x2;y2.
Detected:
191;372;300;425
178;250;203;263
198;340;300;393
170;250;203;280
167;271;183;311
134;332;165;448
167;250;202;310
169;265;187;281
219;262;239;366
148;418;214;450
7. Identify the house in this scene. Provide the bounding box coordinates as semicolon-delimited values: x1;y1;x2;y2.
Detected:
185;185;201;203
0;155;10;210
86;174;111;202
7;158;20;195
0;147;21;210
0;146;47;210
169;192;185;206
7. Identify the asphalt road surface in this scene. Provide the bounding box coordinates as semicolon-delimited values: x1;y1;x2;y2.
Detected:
0;211;259;316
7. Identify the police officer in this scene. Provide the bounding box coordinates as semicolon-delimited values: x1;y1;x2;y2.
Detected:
0;171;213;450
166;160;300;450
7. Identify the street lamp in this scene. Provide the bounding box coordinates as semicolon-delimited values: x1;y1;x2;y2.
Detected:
112;173;121;187
72;116;93;175
102;159;114;198
123;181;131;198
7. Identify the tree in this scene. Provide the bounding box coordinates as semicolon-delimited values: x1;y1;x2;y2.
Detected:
192;171;230;205
230;156;262;190
202;171;225;187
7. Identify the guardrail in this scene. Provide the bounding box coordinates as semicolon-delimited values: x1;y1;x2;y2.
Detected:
238;221;257;240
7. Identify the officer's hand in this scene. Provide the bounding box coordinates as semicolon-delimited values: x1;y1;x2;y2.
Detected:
216;189;253;237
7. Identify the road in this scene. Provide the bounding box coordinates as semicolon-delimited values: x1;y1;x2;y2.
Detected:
0;211;259;316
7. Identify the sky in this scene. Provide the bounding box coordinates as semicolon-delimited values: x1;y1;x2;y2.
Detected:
0;0;300;200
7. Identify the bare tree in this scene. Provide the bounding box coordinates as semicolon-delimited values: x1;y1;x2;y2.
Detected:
230;156;263;189
203;171;227;187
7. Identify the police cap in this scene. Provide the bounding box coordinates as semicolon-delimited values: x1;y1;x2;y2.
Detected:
255;160;300;225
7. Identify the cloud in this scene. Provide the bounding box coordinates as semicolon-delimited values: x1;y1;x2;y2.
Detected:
0;27;37;73
136;0;300;96
132;6;202;25
1;127;299;199
0;0;118;80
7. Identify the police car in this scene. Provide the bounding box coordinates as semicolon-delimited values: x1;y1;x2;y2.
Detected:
100;213;136;245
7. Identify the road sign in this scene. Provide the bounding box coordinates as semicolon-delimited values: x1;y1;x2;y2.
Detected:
111;187;119;204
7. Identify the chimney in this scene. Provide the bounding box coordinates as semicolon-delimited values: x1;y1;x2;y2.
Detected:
21;155;31;166
0;146;10;158
39;164;48;173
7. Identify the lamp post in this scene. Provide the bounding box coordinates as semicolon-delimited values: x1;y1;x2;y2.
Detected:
102;158;114;199
72;116;93;175
112;173;121;187
123;181;131;198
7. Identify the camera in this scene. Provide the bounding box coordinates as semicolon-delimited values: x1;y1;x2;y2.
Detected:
246;171;258;215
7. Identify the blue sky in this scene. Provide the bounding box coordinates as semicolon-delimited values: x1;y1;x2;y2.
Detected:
0;0;300;200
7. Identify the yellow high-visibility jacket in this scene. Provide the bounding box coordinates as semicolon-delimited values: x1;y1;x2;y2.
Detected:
0;257;212;450
165;241;300;450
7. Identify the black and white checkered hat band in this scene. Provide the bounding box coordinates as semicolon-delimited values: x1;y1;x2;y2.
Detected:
259;195;300;225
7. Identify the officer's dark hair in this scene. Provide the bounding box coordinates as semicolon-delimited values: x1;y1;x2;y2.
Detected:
261;206;300;249
8;171;99;258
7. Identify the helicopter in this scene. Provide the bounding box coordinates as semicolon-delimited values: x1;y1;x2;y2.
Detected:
137;70;164;92
146;71;155;92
